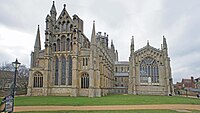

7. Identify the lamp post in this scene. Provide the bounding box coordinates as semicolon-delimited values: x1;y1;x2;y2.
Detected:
11;58;21;112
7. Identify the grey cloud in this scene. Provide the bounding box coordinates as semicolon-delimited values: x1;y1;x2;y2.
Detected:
89;0;129;30
0;44;31;66
1;0;200;83
0;0;51;33
0;50;13;63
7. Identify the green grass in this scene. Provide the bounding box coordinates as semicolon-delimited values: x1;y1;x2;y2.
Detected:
14;94;200;106
15;110;200;113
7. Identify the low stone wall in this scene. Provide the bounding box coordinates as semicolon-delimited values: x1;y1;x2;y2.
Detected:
50;87;71;96
30;88;44;96
136;86;167;95
79;89;89;96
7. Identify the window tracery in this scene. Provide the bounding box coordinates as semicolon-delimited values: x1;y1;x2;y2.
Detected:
61;56;66;85
81;73;89;88
140;57;159;84
33;72;43;88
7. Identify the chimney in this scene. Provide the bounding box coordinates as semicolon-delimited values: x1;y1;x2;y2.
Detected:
191;76;194;82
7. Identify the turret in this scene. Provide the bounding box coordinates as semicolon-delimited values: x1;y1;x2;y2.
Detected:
45;14;52;30
111;40;115;51
163;35;167;49
73;14;84;32
44;30;52;55
50;1;57;25
162;35;168;56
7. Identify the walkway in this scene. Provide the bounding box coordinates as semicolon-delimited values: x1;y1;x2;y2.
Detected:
14;104;200;112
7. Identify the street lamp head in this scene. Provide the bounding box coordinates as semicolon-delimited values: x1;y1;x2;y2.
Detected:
12;58;21;69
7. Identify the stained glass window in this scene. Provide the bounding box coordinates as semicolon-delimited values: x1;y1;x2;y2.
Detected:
68;55;72;85
57;39;60;51
61;36;66;51
61;56;66;85
33;72;43;88
140;57;159;83
81;73;89;88
55;57;59;85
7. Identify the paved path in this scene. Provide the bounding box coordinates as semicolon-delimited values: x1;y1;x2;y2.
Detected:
14;104;200;112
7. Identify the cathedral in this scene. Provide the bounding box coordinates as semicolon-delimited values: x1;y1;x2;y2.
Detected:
27;1;174;97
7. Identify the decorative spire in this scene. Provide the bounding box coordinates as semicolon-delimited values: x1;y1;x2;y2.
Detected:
111;39;115;50
91;20;96;45
131;36;134;50
163;35;167;49
34;25;41;50
61;4;67;12
131;36;134;44
147;40;150;46
111;40;114;46
50;1;57;16
115;50;118;61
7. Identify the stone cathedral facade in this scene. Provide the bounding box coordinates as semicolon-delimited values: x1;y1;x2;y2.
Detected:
27;2;174;97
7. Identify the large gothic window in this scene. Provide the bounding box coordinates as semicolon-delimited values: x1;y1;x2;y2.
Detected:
61;56;66;85
140;57;159;84
33;72;43;88
81;73;89;88
61;36;66;51
68;55;72;85
55;57;59;85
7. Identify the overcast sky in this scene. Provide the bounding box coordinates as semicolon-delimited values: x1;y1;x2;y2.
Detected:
0;0;200;83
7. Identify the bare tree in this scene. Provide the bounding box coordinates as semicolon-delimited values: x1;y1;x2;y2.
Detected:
17;65;29;93
0;63;29;95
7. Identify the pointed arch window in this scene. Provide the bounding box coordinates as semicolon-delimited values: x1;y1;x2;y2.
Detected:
85;58;88;66
71;42;73;51
140;57;159;84
81;73;89;88
61;56;66;85
53;43;56;52
67;21;70;31
62;21;66;32
55;57;59;85
61;36;66;51
57;39;60;51
33;72;43;88
68;55;72;85
66;38;70;51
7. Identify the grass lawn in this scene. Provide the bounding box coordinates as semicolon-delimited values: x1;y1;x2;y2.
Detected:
15;110;200;113
14;94;200;106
